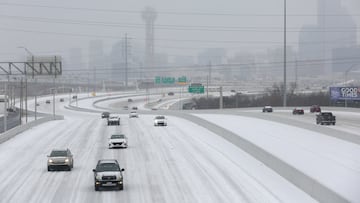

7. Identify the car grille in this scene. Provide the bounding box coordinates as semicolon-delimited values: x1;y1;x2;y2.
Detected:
102;176;116;181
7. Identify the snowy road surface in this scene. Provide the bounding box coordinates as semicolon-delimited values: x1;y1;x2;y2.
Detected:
0;94;317;203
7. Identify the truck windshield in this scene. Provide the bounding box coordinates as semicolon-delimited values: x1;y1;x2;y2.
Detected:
96;163;120;172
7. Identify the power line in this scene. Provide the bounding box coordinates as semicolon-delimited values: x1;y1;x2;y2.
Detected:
0;14;359;33
1;2;360;17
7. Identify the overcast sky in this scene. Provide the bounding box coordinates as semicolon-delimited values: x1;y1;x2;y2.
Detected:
0;0;359;62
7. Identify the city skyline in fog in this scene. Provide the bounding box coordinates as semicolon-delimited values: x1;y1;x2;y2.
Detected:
0;0;359;72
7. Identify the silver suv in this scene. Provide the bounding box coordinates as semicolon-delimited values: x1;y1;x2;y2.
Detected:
47;149;74;171
93;159;125;191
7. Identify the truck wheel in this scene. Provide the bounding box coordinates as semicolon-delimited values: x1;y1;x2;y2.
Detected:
95;185;99;191
119;184;124;190
47;166;51;171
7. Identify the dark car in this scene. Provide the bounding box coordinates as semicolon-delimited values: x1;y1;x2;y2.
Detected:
101;112;110;119
316;112;336;125
59;98;64;102
262;106;273;113
46;100;51;104
310;105;321;113
72;95;78;99
131;106;138;110
168;92;174;96
93;159;125;191
127;98;133;102
292;108;304;115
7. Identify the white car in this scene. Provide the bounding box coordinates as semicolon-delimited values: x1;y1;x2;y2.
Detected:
108;134;128;148
107;116;120;125
154;115;167;126
129;111;138;118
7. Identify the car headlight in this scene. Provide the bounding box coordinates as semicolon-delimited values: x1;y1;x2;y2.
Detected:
48;159;53;163
65;158;69;163
96;175;101;180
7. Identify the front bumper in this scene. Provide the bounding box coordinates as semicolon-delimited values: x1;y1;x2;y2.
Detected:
109;142;127;148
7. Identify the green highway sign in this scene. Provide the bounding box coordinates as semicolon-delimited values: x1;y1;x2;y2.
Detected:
188;85;204;94
155;76;187;85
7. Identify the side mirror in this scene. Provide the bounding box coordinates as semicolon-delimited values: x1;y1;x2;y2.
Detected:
92;169;96;172
121;168;125;172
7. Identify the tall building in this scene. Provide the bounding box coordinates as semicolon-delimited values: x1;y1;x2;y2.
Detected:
89;40;105;91
142;7;157;78
298;0;356;76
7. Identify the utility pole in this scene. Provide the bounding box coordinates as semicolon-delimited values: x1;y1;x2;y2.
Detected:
283;0;287;107
125;33;128;87
207;62;211;99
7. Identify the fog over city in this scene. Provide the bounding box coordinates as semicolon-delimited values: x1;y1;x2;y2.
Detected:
0;0;359;87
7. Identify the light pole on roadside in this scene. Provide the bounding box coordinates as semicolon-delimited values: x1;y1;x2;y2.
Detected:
18;46;34;124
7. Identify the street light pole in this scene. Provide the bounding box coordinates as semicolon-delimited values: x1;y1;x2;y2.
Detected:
283;0;287;107
18;46;34;123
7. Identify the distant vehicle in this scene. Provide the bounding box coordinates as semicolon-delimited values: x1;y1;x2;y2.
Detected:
316;112;336;125
230;90;236;93
109;134;128;149
154;115;167;126
92;159;125;191
127;98;133;102
123;106;129;110
310;105;321;113
46;100;51;104
129;111;138;118
36;103;40;106
132;106;138;110
72;95;78;99
182;102;197;110
151;107;158;111
262;106;273;112
47;149;74;171
292;108;304;115
101;112;110;119
168;92;174;96
6;107;16;112
59;98;64;102
108;116;120;125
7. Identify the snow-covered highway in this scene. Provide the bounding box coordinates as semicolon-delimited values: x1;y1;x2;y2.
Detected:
1;92;360;202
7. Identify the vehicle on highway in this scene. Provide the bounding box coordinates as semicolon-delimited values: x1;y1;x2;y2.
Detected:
72;95;78;99
129;111;138;118
101;112;110;119
123;106;129;110
262;106;273;112
310;105;321;113
59;98;64;102
109;134;128;148
47;149;74;171
154;115;167;126
168;92;174;96
151;107;158;111
93;159;125;191
45;100;51;104
36;103;40;106
108;116;120;125
127;98;133;102
132;106;138;110
292;108;304;115
316;112;336;125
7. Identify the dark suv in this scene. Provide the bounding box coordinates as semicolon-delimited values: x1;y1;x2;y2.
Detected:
101;112;110;119
93;159;125;191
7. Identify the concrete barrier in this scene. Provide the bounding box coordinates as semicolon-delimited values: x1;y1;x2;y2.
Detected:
0;115;64;144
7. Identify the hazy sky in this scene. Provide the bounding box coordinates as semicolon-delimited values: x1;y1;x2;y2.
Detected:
0;0;358;63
